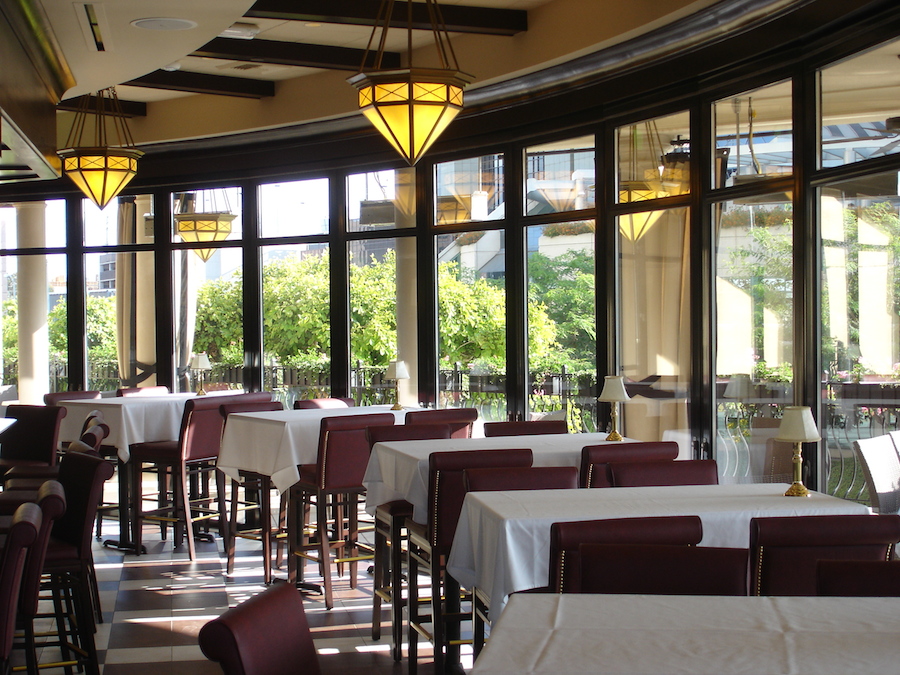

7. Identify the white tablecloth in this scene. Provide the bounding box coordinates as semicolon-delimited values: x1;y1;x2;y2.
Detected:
447;483;872;615
218;405;411;492
470;593;900;675
57;394;197;462
363;432;617;523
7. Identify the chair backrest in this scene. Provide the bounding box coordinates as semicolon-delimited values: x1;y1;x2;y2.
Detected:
577;543;749;595
483;419;568;437
116;385;170;396
52;451;115;556
79;409;107;436
199;582;321;675
313;413;395;491
853;435;900;514
19;481;66;617
74;422;110;453
405;407;478;439
181;392;274;462
219;400;285;420
750;514;900;596
0;405;68;465
464;466;578;492
549;515;703;592
580;441;679;488
428;448;533;550
0;503;40;663
43;390;101;406
609;458;719;487
366;422;452;449
816;559;900;596
293;397;355;409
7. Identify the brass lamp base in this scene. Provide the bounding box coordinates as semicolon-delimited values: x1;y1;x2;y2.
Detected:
391;402;403;411
784;482;810;497
605;430;623;442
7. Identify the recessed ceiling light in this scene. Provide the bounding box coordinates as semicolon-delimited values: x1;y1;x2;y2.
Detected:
130;17;197;31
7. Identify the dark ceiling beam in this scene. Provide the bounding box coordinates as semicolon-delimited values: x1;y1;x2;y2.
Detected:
193;36;401;71
123;71;275;98
245;0;528;36
56;96;147;117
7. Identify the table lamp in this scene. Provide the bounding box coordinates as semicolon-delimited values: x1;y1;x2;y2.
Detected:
385;360;409;411
598;375;630;442
776;406;819;497
190;352;212;396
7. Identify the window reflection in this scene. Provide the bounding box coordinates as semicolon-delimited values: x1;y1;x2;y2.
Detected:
525;137;595;216
617;111;691;207
434;154;504;225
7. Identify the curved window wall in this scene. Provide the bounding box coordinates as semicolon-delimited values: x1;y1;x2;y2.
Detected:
1;18;900;495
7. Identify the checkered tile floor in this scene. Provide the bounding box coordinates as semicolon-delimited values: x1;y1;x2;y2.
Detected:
13;511;457;674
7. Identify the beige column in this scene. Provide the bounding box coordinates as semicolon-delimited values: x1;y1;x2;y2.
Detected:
16;202;49;403
394;168;418;406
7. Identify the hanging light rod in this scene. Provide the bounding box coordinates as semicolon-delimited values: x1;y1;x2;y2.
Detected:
348;0;474;165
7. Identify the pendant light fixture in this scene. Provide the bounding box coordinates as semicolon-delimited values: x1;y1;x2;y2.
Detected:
348;0;472;165
58;87;143;209
174;190;236;262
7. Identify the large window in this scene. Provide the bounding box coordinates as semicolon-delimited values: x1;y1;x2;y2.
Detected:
715;196;794;483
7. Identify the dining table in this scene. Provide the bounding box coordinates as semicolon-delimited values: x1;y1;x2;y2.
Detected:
363;431;622;523
56;391;227;551
217;404;415;493
447;483;872;617
469;592;900;675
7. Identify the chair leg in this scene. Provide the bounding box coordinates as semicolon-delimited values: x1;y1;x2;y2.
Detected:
389;513;405;662
226;478;239;576
317;495;334;610
407;544;420;675
260;476;273;584
130;461;143;557
179;463;197;561
430;554;445;674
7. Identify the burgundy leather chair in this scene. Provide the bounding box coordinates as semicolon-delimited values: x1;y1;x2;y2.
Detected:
577;543;749;595
609;458;719;487
580;440;679;488
404;407;478;439
293;397;355;409
43;390;101;406
0;503;39;675
816;559;900;596
219;399;285;583
464;465;578;492
549;515;704;593
289;413;395;609
0;405;68;471
0;421;110;488
199;582;321;675
483;419;568;437
407;448;533;674
462;463;578;655
750;514;900;596
365;422;452;661
130;392;273;560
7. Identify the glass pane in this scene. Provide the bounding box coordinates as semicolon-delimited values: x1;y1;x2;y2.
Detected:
347;169;416;232
176;241;242;393
713;80;793;188
434;154;504;225
714;196;795;483
437;231;506;419
526;221;596;431
524;136;595;216
820;171;900;502
349;236;417;406
617;111;690;205
172;187;243;257
84;198;124;246
260;178;329;237
262;243;330;406
820;37;900;168
618;207;692;456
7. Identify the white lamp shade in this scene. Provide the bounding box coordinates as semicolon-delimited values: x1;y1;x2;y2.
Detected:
190;353;211;370
386;360;410;380
776;406;820;442
724;374;752;399
598;375;630;402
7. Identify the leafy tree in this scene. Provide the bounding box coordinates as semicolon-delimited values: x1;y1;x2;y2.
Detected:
47;296;118;362
193;272;244;365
